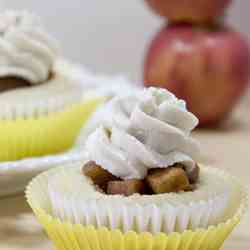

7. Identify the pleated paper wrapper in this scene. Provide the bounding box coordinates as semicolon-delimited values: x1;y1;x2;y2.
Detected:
26;165;247;250
48;165;233;234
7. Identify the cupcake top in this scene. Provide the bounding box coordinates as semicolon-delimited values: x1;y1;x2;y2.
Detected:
83;87;201;195
85;87;200;180
0;10;59;85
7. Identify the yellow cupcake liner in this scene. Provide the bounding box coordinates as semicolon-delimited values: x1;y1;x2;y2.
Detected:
26;166;247;250
0;96;104;162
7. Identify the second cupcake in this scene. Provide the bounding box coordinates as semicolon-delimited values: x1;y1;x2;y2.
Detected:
0;10;102;161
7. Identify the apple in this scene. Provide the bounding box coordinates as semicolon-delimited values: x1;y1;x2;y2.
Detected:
144;23;250;126
145;0;232;23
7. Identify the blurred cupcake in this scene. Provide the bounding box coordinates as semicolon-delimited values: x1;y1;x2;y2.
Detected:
27;87;247;250
0;10;102;161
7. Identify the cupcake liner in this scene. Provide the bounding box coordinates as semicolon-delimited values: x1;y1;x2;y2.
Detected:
26;165;247;250
47;165;232;234
0;96;103;161
49;186;229;234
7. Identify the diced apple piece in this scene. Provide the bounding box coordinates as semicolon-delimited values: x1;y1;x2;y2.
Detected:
82;161;119;190
107;179;146;196
146;167;190;193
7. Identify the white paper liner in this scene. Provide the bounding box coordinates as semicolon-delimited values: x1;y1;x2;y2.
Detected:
47;164;236;234
0;61;85;120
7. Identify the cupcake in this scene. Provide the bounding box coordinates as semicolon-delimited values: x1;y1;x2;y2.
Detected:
27;87;247;250
0;10;102;161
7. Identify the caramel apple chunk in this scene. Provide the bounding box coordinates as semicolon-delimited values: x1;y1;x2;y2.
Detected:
82;161;119;191
172;163;200;184
107;179;146;196
146;167;190;194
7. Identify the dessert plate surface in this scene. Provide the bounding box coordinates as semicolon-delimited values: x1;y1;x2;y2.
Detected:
0;148;86;197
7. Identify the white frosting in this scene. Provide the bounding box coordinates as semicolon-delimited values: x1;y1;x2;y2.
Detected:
85;87;200;180
0;10;59;84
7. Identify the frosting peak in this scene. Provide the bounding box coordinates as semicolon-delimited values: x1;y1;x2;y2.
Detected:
0;10;59;84
85;87;200;180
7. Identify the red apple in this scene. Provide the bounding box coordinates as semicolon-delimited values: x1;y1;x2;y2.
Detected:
144;23;250;126
145;0;232;23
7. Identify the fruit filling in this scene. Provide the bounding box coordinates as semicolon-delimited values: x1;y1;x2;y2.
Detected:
82;161;200;196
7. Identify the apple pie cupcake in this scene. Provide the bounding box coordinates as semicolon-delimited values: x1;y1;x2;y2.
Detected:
27;88;247;250
0;10;102;161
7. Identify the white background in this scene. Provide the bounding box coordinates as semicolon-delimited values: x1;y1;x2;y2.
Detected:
1;1;250;82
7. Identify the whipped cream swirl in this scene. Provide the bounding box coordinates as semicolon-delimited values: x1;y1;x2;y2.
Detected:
0;10;59;84
85;87;200;180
